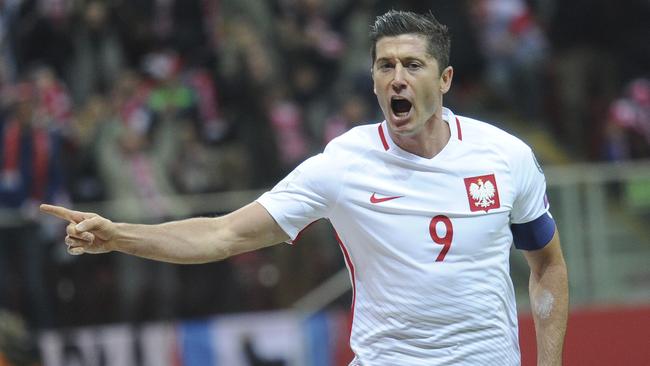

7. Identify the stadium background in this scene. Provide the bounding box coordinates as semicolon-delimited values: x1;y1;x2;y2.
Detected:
0;0;648;365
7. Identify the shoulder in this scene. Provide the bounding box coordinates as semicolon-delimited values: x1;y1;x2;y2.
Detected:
456;115;532;157
289;122;383;192
290;123;380;179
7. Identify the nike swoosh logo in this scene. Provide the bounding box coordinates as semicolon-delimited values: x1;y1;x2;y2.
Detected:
370;192;404;204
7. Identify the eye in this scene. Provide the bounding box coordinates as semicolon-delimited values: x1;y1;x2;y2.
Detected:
377;62;394;71
407;62;422;70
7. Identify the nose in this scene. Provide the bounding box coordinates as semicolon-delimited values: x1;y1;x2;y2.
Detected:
391;63;407;92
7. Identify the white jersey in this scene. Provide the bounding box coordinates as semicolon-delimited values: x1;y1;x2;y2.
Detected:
257;108;550;365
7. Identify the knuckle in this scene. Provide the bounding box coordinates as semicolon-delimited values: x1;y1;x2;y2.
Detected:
65;236;84;247
68;246;84;255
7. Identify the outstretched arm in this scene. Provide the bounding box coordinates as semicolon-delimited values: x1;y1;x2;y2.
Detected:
523;229;569;366
40;202;290;264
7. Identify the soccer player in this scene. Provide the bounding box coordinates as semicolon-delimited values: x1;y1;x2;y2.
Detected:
41;10;568;366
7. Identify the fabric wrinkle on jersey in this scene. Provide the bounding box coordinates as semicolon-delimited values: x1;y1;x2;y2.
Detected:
257;108;553;366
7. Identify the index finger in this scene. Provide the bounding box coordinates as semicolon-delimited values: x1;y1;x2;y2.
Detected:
40;204;89;223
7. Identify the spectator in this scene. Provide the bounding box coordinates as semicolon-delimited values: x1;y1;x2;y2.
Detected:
603;78;650;161
0;81;66;327
67;0;124;105
322;92;371;145
143;50;194;125
275;0;345;92
13;0;74;77
602;77;650;211
95;76;188;320
545;0;628;159
67;95;109;203
30;65;72;132
171;122;251;194
265;88;311;170
468;0;548;120
183;68;229;143
114;0;209;66
218;18;283;185
0;0;21;85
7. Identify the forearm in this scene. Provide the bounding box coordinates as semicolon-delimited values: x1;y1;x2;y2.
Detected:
529;259;568;366
43;202;288;264
112;217;232;264
108;203;287;264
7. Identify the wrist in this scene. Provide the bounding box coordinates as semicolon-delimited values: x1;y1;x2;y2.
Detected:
111;222;134;252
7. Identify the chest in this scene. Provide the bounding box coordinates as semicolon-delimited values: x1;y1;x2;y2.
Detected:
332;152;516;263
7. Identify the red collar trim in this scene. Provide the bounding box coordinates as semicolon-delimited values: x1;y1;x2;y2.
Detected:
378;123;389;150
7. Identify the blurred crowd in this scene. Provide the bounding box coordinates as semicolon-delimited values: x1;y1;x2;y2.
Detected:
0;0;647;332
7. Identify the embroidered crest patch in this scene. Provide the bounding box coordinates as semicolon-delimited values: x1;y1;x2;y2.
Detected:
464;174;501;212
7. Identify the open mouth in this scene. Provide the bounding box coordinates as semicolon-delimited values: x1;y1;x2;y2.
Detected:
390;97;412;117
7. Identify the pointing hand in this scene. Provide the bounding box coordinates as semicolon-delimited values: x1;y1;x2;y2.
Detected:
40;204;116;255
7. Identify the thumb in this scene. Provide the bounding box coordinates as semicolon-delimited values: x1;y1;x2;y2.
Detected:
75;216;105;232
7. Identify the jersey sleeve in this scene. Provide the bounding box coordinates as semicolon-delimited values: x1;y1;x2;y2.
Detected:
510;146;556;250
256;152;340;242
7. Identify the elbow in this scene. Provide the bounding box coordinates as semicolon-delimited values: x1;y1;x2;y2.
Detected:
204;216;235;262
531;259;567;284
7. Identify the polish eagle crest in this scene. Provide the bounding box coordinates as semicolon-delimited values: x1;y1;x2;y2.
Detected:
469;179;495;208
463;174;501;212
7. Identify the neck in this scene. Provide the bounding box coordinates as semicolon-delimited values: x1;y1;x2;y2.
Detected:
390;113;451;159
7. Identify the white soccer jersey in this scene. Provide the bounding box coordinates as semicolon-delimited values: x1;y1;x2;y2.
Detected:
257;108;551;365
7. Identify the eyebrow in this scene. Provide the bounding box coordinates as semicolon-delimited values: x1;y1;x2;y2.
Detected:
375;56;426;64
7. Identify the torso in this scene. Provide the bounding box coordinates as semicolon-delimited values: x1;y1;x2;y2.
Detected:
258;108;546;365
329;114;521;365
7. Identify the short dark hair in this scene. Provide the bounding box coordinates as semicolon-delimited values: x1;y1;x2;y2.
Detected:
370;10;451;72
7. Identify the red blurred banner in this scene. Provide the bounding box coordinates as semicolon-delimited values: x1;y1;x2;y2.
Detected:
519;305;650;365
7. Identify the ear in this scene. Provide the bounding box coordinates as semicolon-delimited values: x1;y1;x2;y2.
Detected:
370;66;377;95
439;66;454;94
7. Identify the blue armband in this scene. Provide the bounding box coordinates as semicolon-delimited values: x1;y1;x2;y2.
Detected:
511;212;556;250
